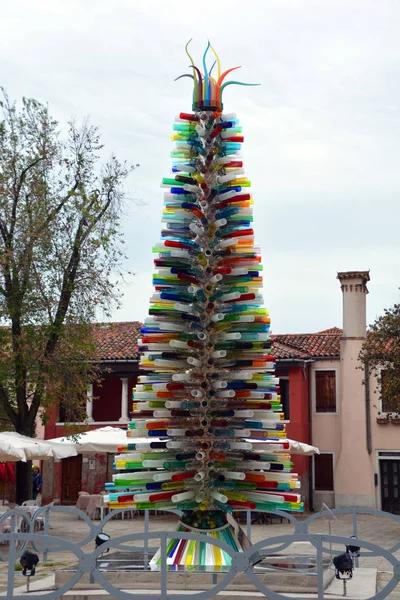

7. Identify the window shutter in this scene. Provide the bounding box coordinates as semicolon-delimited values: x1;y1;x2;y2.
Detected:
315;371;336;412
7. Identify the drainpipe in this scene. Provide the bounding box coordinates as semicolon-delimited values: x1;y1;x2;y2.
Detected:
307;361;314;511
301;359;314;380
298;359;315;511
365;363;372;454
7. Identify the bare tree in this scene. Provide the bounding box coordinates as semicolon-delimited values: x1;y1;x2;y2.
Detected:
0;91;136;502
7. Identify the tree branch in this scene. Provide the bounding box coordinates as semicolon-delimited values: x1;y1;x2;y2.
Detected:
28;186;114;423
10;157;43;239
0;219;9;245
0;382;17;428
31;263;53;322
28;216;86;422
39;182;80;234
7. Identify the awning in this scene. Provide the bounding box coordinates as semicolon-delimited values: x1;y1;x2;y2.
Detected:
48;427;320;457
47;426;130;454
248;438;320;455
0;437;27;462
0;432;77;462
286;439;320;455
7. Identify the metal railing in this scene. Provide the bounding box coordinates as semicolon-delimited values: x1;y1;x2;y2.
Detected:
0;505;399;599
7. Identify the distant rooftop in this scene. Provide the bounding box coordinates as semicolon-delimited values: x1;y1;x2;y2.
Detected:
93;322;142;361
93;322;342;362
273;328;342;360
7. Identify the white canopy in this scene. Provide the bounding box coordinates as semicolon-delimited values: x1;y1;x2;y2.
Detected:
248;438;320;456
0;437;27;462
48;426;130;454
48;427;320;457
0;432;77;462
41;437;79;459
286;439;320;456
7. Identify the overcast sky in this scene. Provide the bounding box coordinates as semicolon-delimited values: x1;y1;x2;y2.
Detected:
1;0;399;334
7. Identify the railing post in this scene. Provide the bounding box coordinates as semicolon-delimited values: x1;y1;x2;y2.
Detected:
7;530;17;597
316;536;324;600
160;532;167;600
43;507;50;563
352;508;359;568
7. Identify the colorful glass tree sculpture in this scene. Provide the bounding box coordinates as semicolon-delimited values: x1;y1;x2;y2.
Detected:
105;41;303;570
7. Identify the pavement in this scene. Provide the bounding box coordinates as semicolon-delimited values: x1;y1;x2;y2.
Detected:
0;575;381;600
324;567;378;598
1;511;400;597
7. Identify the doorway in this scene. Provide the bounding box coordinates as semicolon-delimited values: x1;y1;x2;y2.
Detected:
380;459;400;514
61;455;82;504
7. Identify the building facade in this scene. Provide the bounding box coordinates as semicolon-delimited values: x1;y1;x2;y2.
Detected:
313;271;400;514
42;322;141;505
41;322;342;509
41;271;400;513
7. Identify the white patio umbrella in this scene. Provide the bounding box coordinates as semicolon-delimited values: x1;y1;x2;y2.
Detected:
248;438;320;456
47;426;131;453
48;427;321;457
0;438;27;462
48;427;320;457
0;431;77;461
43;438;78;459
286;439;320;455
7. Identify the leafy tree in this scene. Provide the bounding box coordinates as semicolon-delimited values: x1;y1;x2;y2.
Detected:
0;91;137;502
359;303;400;415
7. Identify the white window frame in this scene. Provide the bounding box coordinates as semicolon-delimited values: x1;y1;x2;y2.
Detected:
312;368;339;415
313;451;336;492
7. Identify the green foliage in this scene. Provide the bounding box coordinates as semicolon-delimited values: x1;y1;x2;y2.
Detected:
359;303;400;413
0;89;136;436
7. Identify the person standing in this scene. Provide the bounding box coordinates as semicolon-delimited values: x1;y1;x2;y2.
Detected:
32;466;42;501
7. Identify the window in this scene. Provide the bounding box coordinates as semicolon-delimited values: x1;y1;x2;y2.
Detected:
315;370;336;413
279;378;290;420
314;453;334;491
381;370;400;413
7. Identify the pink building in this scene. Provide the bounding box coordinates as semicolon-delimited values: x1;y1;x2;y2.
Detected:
313;271;400;513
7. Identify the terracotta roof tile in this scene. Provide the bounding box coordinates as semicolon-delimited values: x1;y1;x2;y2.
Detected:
93;322;342;363
317;327;343;335
93;322;142;360
272;339;311;360
272;331;341;360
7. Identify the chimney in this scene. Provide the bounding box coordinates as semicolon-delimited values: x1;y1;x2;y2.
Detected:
337;271;369;338
334;270;374;508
